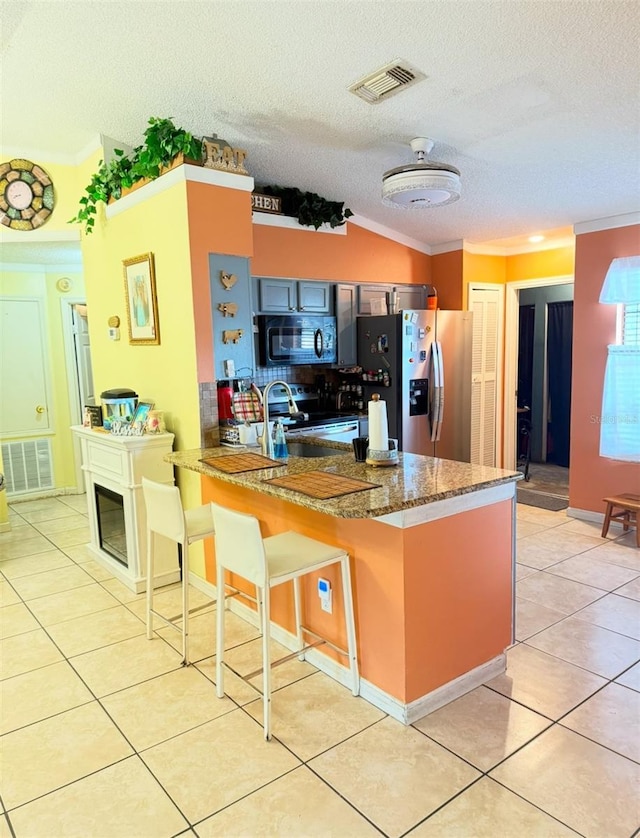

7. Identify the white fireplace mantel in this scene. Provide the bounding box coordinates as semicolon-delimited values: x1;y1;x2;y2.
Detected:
72;426;179;592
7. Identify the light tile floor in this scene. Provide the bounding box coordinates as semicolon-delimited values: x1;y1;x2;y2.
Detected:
1;495;639;837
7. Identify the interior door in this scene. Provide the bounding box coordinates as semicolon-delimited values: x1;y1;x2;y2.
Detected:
0;298;51;435
468;286;503;466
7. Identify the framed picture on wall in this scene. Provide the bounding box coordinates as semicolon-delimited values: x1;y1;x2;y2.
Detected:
123;252;160;345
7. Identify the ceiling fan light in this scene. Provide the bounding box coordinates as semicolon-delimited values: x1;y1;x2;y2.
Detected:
381;165;461;208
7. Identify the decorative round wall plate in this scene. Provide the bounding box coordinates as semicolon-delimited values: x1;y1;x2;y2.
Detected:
0;159;55;231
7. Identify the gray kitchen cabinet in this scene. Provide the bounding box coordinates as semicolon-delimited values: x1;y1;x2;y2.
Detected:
256;277;332;313
357;284;394;315
257;277;297;312
358;283;429;314
298;280;332;313
335;283;358;366
394;284;428;310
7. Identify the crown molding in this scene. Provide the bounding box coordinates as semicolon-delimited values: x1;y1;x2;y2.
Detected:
106;164;255;220
0;229;81;245
75;136;104;165
463;236;575;256
0;262;82;274
430;240;463;255
347;214;431;254
0;146;81;166
574;211;640;235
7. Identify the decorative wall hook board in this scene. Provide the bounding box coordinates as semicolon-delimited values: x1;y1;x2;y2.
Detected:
217;302;238;317
223;329;244;344
220;270;238;291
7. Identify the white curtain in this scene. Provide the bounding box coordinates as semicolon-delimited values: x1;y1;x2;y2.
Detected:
599;345;640;462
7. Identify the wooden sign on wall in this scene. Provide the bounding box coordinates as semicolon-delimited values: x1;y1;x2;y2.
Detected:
202;136;248;175
251;193;282;214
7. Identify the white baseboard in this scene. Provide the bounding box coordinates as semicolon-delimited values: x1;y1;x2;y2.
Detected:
404;655;506;723
567;506;626;533
189;571;508;725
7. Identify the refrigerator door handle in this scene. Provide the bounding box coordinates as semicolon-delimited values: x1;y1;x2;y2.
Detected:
429;341;443;442
435;340;445;441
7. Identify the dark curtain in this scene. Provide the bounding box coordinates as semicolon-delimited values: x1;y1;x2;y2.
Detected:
547;301;573;467
518;305;535;409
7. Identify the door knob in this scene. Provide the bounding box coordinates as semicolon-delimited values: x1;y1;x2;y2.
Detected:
36;405;46;414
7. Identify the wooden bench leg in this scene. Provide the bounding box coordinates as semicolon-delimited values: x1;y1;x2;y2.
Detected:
601;502;614;538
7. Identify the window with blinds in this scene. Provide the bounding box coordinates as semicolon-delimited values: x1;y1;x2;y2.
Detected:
623;303;640;346
599;303;640;462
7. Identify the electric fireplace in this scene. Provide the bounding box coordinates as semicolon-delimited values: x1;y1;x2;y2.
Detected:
73;426;179;593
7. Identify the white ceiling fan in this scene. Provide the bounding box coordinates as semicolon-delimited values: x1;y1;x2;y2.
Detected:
382;137;462;208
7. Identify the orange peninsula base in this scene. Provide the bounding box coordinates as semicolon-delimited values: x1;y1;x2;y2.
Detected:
200;476;514;724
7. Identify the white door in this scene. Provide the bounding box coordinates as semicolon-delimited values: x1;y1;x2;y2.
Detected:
468;285;504;467
0;298;51;435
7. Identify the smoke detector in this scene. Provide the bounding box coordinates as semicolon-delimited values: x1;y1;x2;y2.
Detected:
382;138;461;208
348;60;426;104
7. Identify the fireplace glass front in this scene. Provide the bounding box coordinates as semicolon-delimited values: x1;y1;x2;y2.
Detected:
95;484;127;566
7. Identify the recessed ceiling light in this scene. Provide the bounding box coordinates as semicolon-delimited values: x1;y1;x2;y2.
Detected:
528;235;545;243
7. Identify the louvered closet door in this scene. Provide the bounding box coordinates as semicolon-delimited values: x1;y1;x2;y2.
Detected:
469;287;502;466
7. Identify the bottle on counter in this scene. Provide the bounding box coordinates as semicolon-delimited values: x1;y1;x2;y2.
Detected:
273;418;288;461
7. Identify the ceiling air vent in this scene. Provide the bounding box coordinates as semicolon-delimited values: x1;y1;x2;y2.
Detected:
348;60;427;104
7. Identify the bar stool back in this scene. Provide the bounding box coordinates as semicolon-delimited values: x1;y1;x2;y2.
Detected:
211;501;359;740
142;477;216;665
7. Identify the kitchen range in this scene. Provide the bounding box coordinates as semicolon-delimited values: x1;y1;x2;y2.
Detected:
265;382;359;443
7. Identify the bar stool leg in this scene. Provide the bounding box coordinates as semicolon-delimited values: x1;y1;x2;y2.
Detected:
601;502;613;538
261;585;271;741
146;531;155;640
215;561;226;699
341;556;360;697
181;537;189;665
293;576;304;661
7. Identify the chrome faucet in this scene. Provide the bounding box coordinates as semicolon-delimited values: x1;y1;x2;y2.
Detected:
258;381;300;459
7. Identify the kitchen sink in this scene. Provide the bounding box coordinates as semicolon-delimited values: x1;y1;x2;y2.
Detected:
287;441;341;458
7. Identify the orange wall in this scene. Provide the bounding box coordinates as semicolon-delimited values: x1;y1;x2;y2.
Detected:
432;250;463;309
185;181;253;383
506;246;574;281
252;221;431;286
570;224;640;512
404;500;512;699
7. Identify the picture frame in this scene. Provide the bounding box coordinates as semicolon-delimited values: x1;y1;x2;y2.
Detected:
123;252;160;345
131;400;154;429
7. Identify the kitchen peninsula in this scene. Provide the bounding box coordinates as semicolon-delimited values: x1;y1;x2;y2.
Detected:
168;443;521;723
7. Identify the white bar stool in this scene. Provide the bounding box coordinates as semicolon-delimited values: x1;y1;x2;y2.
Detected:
142;477;218;665
211;501;359;741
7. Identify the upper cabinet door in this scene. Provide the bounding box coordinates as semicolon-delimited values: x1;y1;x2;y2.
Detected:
357;284;394;315
256;277;332;313
335;284;357;366
394;284;428;311
298;281;331;313
258;278;298;312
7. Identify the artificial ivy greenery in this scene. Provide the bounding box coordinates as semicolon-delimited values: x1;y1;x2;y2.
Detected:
70;117;201;234
70;116;354;234
257;184;353;230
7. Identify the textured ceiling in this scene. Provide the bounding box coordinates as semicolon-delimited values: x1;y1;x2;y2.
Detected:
1;0;639;249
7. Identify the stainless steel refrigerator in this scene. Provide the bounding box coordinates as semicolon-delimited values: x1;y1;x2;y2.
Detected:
357;310;473;461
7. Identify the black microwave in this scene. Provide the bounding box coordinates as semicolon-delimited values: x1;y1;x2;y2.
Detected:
257;315;337;367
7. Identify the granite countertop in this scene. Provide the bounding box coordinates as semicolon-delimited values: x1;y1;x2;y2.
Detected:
167;438;521;520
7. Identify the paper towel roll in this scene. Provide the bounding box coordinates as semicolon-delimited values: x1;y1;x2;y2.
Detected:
368;394;389;452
